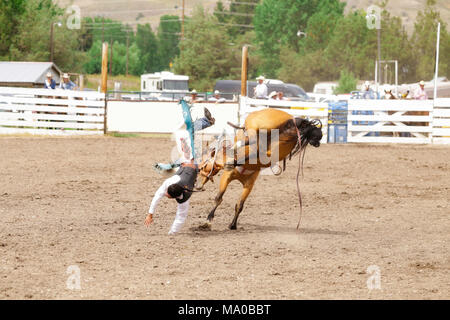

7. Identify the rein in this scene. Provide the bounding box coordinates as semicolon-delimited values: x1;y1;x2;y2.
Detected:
293;119;304;230
206;130;226;178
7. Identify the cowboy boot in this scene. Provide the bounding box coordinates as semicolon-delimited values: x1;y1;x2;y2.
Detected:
204;108;215;124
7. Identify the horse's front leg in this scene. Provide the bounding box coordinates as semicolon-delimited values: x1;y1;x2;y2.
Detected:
200;170;234;229
229;170;260;230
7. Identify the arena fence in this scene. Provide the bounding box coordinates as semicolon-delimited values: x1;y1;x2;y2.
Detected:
0;87;105;135
107;100;239;135
1;86;449;145
432;98;450;144
239;96;329;144
347;99;434;144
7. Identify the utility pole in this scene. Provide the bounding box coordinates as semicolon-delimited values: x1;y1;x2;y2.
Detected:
126;32;129;77
101;42;109;134
377;28;381;86
109;36;113;76
101;18;105;43
49;22;61;62
180;0;185;53
433;22;441;100
50;23;54;62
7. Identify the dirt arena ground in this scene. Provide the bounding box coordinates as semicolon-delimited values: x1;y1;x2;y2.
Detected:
0;136;449;300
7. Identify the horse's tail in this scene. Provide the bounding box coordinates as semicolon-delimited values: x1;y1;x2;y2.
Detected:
227;121;245;130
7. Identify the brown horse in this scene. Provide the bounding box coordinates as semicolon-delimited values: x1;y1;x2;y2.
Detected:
197;108;323;230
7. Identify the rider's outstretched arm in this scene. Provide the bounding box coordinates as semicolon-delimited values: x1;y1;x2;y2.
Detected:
148;175;181;214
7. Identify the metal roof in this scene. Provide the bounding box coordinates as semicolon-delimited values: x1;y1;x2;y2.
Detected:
0;62;62;84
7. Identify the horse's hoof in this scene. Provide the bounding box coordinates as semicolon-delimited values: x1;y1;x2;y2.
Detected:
229;224;237;230
198;222;212;230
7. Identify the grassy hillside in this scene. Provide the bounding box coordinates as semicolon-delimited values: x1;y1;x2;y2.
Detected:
57;0;450;33
85;74;141;91
58;0;218;29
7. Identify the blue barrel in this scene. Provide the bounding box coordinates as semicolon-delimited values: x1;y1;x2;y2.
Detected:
328;101;348;143
328;124;348;143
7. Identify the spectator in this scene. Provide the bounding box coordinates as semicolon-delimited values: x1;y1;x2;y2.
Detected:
276;91;288;101
362;81;375;99
209;90;226;103
44;72;56;89
254;75;268;99
414;80;428;100
59;73;77;90
186;89;201;103
268;91;277;99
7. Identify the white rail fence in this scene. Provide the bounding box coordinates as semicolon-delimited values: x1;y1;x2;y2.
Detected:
0;87;105;135
432;98;450;144
347;99;434;144
0;86;449;145
107;101;239;135
240;97;329;144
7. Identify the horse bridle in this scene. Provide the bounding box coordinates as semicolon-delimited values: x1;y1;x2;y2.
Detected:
201;130;226;179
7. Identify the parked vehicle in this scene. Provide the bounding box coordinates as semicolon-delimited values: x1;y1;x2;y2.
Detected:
312;82;337;95
213;80;310;101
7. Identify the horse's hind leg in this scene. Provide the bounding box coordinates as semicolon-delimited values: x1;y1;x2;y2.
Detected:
229;170;260;230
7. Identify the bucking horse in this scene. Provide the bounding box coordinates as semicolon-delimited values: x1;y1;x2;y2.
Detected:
197;108;323;230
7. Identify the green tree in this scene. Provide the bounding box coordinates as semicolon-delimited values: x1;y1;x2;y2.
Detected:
83;40;103;74
378;7;416;83
157;15;181;70
334;70;357;94
83;16;133;48
174;6;234;91
84;39;143;76
278;47;329;91
136;23;161;73
323;11;377;81
0;0;26;57
411;0;450;80
127;43;145;76
299;0;345;53
214;1;230;24
228;31;262;80
214;0;260;39
253;0;344;76
8;0;86;72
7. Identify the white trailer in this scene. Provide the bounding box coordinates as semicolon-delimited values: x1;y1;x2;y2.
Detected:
140;71;189;100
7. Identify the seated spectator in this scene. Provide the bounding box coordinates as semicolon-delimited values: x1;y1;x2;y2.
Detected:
44;72;56;89
186;89;202;103
276;91;289;101
59;73;77;90
209;90;226;103
414;80;428;100
268;91;277;99
362;81;375;99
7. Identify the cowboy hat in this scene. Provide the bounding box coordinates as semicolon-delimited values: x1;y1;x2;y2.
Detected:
268;91;277;98
46;72;52;77
63;73;70;79
419;80;425;86
256;75;265;81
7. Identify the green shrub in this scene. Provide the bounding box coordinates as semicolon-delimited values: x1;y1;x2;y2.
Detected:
334;70;357;94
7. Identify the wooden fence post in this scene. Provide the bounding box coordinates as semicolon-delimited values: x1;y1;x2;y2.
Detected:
101;42;108;134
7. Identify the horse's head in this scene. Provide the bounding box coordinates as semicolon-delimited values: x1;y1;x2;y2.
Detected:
294;118;323;148
196;146;224;190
